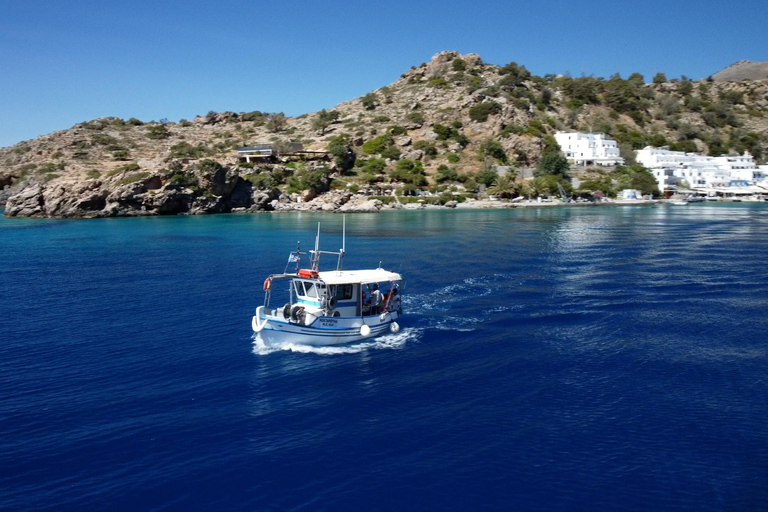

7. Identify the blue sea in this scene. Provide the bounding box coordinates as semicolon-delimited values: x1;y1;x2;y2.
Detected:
1;205;767;511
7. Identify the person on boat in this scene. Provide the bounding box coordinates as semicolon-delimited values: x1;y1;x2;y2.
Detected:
362;290;371;316
387;288;401;313
370;284;383;314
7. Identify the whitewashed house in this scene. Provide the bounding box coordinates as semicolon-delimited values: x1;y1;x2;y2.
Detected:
554;132;624;167
636;147;762;191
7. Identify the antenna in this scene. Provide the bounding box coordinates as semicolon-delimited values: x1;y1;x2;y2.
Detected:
342;215;346;254
314;223;320;271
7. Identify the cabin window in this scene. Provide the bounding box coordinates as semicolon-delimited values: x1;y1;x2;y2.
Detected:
304;281;319;298
328;284;353;300
294;281;304;297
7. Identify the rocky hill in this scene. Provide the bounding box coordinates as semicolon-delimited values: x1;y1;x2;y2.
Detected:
2;51;768;218
711;60;768;82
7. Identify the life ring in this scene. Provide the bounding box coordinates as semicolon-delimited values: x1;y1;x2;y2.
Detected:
263;278;272;292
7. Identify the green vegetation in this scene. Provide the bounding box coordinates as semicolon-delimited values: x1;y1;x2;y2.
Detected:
469;101;502;122
480;139;507;164
311;109;340;135
432;123;469;146
405;111;425;125
169;142;210;159
390;159;427;186
611;165;660;196
287;166;331;194
361;92;378;110
488;174;516;198
146;124;171;140
475;168;498;187
434;164;459;183
327;134;356;172
362;134;394;155
531;175;573;196
169;173;200;188
115;171;150;186
39;162;65;174
413;140;438;157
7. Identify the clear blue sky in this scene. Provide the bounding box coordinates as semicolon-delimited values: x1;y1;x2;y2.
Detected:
1;0;766;148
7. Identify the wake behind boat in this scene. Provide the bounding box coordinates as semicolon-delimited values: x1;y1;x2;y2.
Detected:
252;218;403;346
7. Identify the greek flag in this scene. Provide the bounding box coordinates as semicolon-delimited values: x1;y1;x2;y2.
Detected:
287;253;299;263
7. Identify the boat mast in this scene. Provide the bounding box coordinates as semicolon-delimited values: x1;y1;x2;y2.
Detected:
312;223;321;271
337;215;346;272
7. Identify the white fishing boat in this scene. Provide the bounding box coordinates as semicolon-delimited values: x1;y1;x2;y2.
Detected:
252;218;403;346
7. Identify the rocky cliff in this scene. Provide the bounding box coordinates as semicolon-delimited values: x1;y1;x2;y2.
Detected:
2;51;768;218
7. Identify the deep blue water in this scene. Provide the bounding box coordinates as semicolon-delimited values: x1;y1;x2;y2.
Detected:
1;205;767;511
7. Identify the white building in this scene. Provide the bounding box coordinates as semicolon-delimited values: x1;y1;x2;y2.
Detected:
554;132;624;167
635;146;766;191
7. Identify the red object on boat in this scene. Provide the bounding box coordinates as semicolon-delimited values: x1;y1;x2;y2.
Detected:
298;269;319;278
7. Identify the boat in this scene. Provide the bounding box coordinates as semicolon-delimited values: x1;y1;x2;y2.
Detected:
669;199;689;206
252;218;403;346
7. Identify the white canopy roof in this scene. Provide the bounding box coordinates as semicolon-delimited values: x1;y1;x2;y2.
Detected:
318;268;402;285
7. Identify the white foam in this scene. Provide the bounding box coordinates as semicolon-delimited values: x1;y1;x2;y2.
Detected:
251;328;422;356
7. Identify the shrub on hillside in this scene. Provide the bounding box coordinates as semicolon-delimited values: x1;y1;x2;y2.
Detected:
170;142;210;159
406;111;425;125
361;93;378;110
469;101;502;122
435;164;459;183
146;124;170;140
480;140;508;163
390;159;427;186
362;134;394;155
413;140;438;156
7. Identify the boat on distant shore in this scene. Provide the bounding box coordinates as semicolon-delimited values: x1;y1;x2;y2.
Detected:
252;218;403;346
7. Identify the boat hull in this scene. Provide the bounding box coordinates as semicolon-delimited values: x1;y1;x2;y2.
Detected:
252;310;400;346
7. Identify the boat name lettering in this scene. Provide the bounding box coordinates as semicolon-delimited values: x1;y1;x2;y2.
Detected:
319;318;338;326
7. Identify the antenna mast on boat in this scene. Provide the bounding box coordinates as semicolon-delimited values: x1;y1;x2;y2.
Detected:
312;223;321;271
338;215;346;271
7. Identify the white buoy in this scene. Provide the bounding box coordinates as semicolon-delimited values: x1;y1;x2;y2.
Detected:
360;324;371;336
390;322;400;333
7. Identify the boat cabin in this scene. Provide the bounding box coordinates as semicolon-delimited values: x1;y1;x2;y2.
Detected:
266;267;402;325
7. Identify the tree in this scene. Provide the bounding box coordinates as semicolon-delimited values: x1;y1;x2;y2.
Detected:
627;72;645;87
604;74;643;114
390;159;426;186
327;135;356;173
488;174;516;198
531;175;572;196
475;168;498;187
312;109;339;135
535;151;569;177
653;72;667;84
480;139;508;163
266;113;286;132
629;168;660;196
498;61;531;87
434;164;459;183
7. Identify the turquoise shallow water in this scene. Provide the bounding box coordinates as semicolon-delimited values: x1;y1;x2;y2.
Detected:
1;205;767;510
